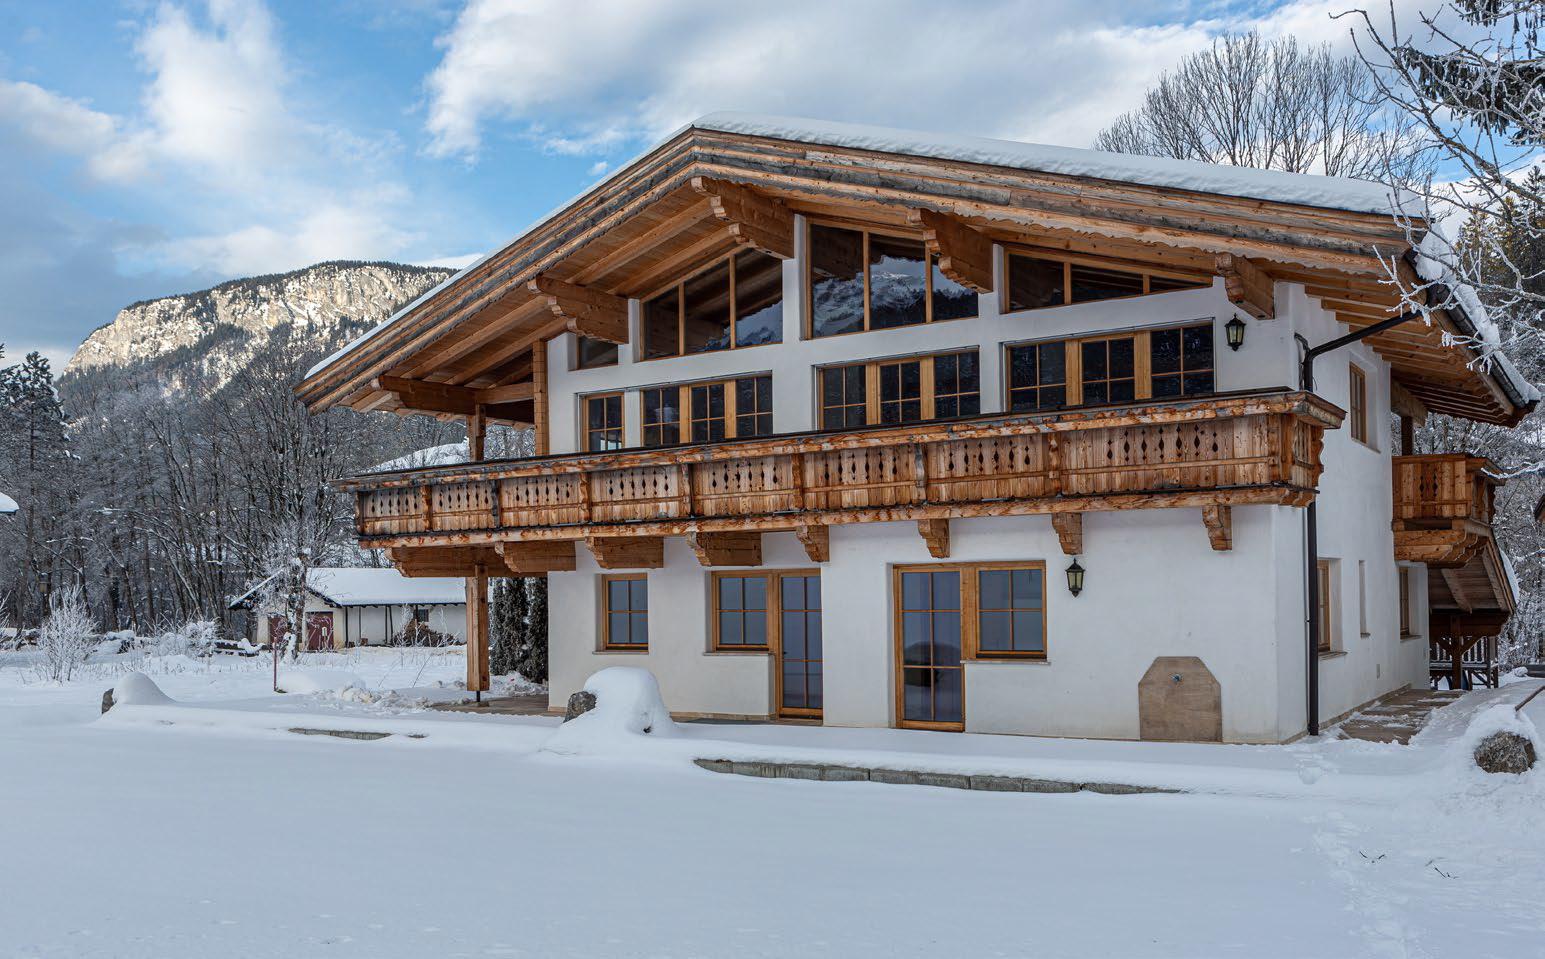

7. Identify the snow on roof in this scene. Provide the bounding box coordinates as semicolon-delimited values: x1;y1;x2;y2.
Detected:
1412;232;1541;406
229;567;466;609
306;113;1412;384
369;441;469;474
0;492;16;514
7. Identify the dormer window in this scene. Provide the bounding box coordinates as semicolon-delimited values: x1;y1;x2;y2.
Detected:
641;249;784;360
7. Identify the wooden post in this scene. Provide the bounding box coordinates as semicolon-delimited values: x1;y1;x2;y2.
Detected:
531;343;549;456
468;405;487;462
1399;414;1414;456
465;565;490;698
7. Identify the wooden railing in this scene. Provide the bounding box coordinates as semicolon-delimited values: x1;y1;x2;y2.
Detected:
1392;454;1502;567
338;390;1341;550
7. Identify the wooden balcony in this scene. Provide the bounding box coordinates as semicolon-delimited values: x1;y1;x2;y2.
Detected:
1392;454;1501;567
338;389;1341;573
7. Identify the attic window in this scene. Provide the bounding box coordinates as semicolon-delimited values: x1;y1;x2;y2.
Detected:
641;249;784;360
1005;252;1207;313
808;224;977;338
576;337;618;370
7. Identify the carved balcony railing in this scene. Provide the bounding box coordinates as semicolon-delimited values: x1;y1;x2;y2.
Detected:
1392;454;1502;567
336;389;1341;570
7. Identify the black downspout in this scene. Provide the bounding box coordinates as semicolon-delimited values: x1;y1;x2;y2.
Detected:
1296;311;1421;737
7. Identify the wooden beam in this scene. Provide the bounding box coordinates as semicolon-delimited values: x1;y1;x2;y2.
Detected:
686;531;762;567
467;406;486;462
1440;567;1473;613
374;375;533;418
526;275;629;345
586;536;664;570
496;540;576;574
1202;504;1232;551
531;343;549;457
466;566;490;692
386;545;505;577
690;176;795;259
1390;380;1429;426
918;519;950;559
1215;254;1275;320
795;524;829;563
908;208;993;294
1050;512;1083;555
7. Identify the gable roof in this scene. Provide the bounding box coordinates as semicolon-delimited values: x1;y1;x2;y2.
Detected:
297;112;1533;427
228;566;466;610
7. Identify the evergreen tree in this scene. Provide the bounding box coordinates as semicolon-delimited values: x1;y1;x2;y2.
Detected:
489;577;529;677
515;576;549;685
0;352;75;627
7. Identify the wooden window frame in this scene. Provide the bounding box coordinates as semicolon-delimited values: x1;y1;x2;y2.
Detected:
1003;321;1215;410
583;392;624;452
1001;248;1209;316
1316;560;1335;654
640;373;772;447
709;569;819;655
639;248;784;361
600;573;649;651
819;349;978;429
891;560;1050;729
1398;566;1414;638
804;219;978;341
1349;364;1369;446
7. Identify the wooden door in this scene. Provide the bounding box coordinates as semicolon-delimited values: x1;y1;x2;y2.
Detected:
777;574;823;718
896;569;964;729
304;612;335;652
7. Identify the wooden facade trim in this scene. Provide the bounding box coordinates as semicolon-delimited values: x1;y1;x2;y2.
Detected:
1051;512;1083;555
690;176;795;259
1202;504;1233;551
908;208;994;294
1214;254;1275;320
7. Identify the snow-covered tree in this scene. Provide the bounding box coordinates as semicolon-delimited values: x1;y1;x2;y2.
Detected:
516;576;549;685
489;578;528;677
35;585;96;683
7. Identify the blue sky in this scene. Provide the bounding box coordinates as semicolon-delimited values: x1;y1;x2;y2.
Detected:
0;0;1413;368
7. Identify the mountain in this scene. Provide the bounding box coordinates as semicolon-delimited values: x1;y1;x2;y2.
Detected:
62;260;455;390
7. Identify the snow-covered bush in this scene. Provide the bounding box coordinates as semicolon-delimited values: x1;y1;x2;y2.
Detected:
151;620;219;658
389;620;454;648
543;667;678;756
35;585;97;683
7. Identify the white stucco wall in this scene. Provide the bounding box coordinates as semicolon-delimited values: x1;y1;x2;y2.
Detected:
539;224;1432;742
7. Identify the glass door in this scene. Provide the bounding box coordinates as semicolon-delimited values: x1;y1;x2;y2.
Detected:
777;574;823;718
897;569;964;729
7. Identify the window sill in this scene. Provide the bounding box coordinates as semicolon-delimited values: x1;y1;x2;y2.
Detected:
1400;632;1421;642
968;656;1050;665
596;648;649;655
706;648;771;656
1318;649;1347;660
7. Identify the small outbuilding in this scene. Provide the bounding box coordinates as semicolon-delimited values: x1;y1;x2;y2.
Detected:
228;567;467;651
0;492;17;515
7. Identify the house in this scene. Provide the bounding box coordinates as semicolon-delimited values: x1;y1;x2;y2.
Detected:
228;567;468;651
296;113;1531;742
0;492;16;515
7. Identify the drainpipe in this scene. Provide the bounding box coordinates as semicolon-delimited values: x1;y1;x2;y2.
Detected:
1296;310;1420;736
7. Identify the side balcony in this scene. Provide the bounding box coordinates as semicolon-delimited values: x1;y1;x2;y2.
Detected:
337;389;1342;573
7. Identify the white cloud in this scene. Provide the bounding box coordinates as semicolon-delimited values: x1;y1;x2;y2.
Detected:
0;80;133;177
422;0;1444;163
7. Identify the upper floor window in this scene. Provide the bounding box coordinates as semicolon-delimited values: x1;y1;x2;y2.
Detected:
642;374;774;448
1349;365;1369;445
1005;252;1207;314
808;224;977;338
642;249;784;360
585;393;624;451
819;351;978;429
576;336;618;370
1006;322;1215;411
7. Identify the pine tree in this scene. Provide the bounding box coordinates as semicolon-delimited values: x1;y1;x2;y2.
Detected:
489;578;529;678
0;352;74;628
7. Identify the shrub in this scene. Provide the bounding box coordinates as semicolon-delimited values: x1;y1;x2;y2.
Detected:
389;619;454;647
36;586;97;683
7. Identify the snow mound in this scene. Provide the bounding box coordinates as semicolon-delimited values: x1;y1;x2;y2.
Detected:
542;667;678;757
112;672;174;706
277;668;366;696
1450;704;1541;776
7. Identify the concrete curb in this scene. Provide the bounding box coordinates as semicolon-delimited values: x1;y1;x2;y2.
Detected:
694;758;1180;795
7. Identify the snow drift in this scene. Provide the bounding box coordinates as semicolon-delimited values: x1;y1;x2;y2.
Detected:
111;672;174;706
542;667;677;757
276;669;366;696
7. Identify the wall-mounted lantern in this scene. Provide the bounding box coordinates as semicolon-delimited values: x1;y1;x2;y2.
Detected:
1065;558;1085;597
1225;316;1247;351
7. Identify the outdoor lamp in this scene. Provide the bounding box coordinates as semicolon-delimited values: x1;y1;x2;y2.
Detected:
1225;316;1247;351
1065;558;1085;597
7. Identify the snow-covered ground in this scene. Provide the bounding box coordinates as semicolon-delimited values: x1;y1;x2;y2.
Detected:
0;648;1542;959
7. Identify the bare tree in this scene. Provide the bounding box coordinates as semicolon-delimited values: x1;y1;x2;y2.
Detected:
35;585;96;684
1095;31;1423;180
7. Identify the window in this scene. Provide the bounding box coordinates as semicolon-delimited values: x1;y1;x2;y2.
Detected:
1316;560;1334;654
1399;568;1413;637
735;375;773;437
576;336;618;369
932;352;981;420
1358;560;1369;637
585;393;623;451
1079;336;1137;405
713;574;771;650
689;382;727;442
1006;323;1215;410
602;575;649;650
976;566;1046;658
642;386;682;448
1006;341;1066;412
820;350;979;429
1004;252;1207;314
808;224;977;338
412;607;429;624
1150;324;1215;399
642;375;773;447
1349;365;1368;444
641;250;784;360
